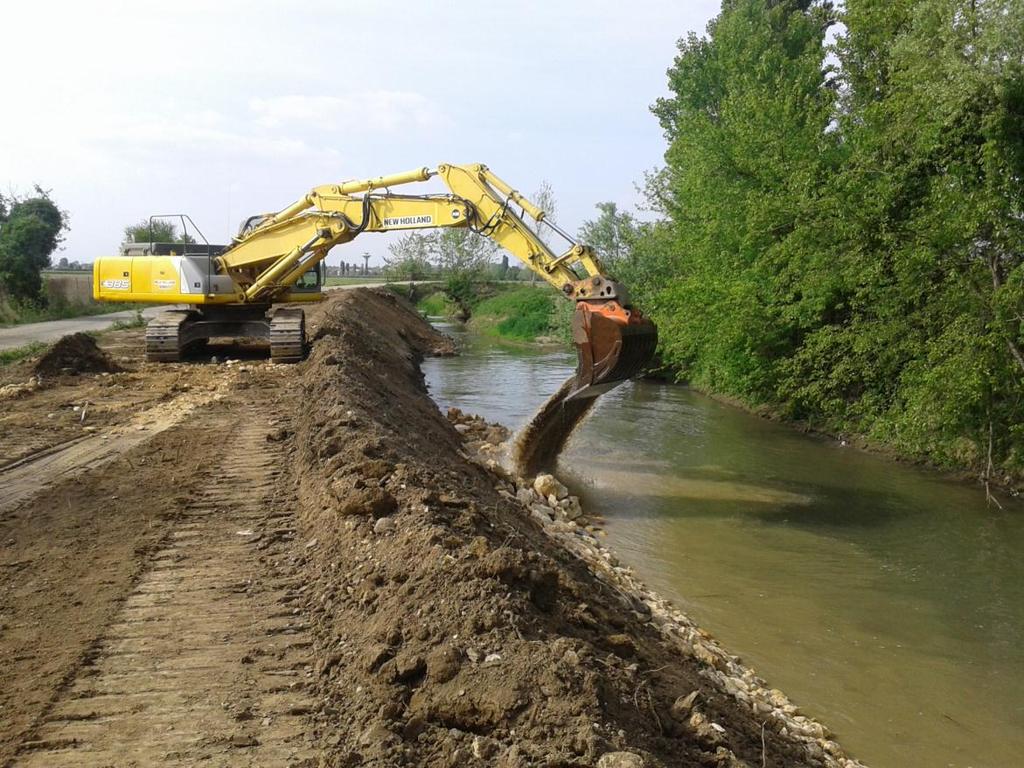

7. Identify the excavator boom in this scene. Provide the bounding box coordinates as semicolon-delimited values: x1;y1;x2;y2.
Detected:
94;163;657;397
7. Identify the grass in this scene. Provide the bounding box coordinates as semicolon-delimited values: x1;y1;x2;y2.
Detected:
385;281;445;307
393;280;572;343
0;342;46;367
468;285;568;342
416;292;450;317
107;308;147;331
0;298;142;327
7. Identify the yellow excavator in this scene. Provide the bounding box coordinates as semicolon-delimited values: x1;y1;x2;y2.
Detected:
93;163;656;399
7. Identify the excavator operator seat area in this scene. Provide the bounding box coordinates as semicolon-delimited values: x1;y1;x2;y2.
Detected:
292;262;324;293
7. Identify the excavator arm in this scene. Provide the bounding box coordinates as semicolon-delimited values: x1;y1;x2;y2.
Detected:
94;163;656;396
215;163;657;398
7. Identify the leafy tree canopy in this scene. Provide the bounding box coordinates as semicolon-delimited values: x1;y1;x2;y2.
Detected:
623;0;1024;481
578;202;641;270
0;187;67;302
124;219;196;244
385;229;501;316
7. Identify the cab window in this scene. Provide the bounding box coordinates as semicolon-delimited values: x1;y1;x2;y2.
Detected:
295;264;322;290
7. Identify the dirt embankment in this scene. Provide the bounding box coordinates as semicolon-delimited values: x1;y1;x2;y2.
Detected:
291;289;859;767
0;289;864;767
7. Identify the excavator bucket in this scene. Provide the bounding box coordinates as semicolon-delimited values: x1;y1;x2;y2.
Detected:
569;304;658;399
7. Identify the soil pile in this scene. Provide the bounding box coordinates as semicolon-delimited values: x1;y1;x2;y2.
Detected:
33;332;122;377
293;289;846;767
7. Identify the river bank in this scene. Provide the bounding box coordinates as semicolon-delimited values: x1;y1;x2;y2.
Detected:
293;289;863;766
0;293;867;765
425;292;1024;498
423;331;1024;767
412;283;572;345
687;386;1024;500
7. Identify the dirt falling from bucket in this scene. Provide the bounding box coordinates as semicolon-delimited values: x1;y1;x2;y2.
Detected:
513;376;598;477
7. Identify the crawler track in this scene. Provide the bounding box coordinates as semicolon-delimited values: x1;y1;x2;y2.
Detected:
144;310;193;362
269;308;306;363
11;421;316;767
145;308;307;364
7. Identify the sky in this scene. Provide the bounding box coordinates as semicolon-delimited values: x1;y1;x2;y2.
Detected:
0;0;720;267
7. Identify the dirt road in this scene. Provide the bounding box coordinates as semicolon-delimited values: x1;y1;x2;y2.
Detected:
0;289;863;767
0;308;165;352
1;360;318;766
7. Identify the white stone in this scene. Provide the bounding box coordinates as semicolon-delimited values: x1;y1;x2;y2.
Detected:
533;473;568;500
530;504;554;520
516;487;535;506
561;497;584;520
597;752;645;768
472;735;497;759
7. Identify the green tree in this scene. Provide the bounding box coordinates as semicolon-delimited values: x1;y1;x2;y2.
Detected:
0;188;67;302
649;0;838;397
383;233;433;281
529;181;560;284
578;202;640;270
431;229;497;275
431;229;498;316
822;0;1024;469
640;0;1024;481
386;229;502;316
531;181;558;246
124;219;196;244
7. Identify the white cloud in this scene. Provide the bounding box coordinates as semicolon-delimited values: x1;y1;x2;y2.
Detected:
249;92;452;133
0;0;721;262
91;116;324;162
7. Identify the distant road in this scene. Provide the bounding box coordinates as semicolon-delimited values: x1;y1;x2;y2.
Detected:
323;282;390;291
0;282;418;351
0;308;165;351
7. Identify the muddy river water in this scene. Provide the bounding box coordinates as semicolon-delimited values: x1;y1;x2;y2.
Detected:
423;324;1024;768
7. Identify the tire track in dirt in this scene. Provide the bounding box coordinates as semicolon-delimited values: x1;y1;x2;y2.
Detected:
0;371;239;515
10;419;317;767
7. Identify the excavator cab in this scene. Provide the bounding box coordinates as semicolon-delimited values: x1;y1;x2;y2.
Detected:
292;262;324;293
569;302;658;399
